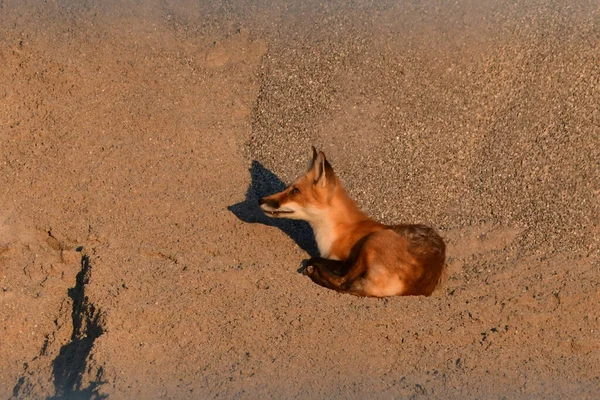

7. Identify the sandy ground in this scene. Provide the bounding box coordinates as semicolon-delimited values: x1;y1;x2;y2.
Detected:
1;0;599;398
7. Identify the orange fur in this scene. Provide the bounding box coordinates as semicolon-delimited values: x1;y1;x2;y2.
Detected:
259;147;446;297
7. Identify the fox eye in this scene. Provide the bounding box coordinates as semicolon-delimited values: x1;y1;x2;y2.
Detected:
290;187;300;195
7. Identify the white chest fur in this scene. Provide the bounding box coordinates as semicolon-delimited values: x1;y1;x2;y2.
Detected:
311;219;338;260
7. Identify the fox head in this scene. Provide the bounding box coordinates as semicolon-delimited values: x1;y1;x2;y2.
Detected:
259;147;337;222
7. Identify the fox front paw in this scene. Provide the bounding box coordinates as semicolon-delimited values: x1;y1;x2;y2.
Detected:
304;264;314;276
302;257;320;276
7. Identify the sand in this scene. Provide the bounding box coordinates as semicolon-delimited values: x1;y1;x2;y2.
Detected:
1;0;599;398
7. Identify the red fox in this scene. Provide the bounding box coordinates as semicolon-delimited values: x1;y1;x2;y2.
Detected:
259;147;446;297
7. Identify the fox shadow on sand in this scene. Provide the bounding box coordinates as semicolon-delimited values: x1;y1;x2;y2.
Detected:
228;161;319;258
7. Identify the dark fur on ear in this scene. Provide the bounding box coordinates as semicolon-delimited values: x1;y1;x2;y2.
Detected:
322;156;334;185
310;147;335;187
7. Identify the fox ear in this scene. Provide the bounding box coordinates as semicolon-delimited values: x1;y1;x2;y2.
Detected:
308;146;318;170
308;146;318;171
312;150;333;187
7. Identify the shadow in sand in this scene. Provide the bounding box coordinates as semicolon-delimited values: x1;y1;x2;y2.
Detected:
228;161;319;257
48;255;107;400
10;255;107;400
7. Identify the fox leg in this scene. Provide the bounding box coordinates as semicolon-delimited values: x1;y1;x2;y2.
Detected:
305;256;368;294
306;257;348;275
304;258;347;291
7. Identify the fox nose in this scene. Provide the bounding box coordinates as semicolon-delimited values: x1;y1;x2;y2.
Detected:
258;198;266;205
